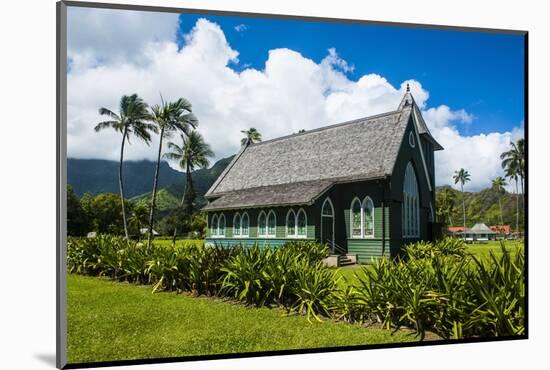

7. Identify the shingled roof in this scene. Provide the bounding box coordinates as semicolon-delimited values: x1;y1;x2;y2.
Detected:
203;91;441;211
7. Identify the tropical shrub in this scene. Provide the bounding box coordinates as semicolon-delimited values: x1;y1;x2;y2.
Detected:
403;237;467;260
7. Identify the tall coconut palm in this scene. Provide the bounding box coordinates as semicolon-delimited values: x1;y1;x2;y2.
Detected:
491;176;507;225
501;139;524;233
503;160;520;233
94;94;156;239
146;97;198;249
501;138;525;196
453;168;471;239
240;128;262;146
164;131;214;241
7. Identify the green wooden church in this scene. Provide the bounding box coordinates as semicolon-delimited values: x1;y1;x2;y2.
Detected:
203;87;443;262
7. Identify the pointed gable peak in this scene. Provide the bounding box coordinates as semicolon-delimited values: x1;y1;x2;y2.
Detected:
398;83;416;110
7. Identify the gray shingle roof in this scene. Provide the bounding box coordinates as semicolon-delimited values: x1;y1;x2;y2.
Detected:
203;179;334;211
207;109;411;197
466;223;496;234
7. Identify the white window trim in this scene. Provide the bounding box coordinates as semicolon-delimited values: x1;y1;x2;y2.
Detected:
402;162;420;238
320;197;335;245
350;197;363;239
286;208;308;238
266;210;277;238
362;196;375;238
258;210;268;237
296;208;308;238
233;212;241;238
285;209;297;238
212;213;226;238
240;211;250;238
211;214;219;238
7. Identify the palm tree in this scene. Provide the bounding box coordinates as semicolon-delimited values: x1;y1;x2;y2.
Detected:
491;176;507;225
453;168;471;239
164;131;214;241
146;96;198;249
94;94;156;239
240;128;262;146
501;138;525;196
128;203;149;240
503;159;520;233
436;187;456;226
501;139;524;233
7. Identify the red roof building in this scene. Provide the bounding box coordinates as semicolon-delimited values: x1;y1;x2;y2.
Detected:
490;225;512;235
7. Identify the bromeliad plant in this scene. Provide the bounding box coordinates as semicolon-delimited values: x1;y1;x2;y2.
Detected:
67;236;525;337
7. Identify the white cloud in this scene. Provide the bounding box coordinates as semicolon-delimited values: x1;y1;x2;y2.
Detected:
67;7;178;72
234;24;247;32
67;16;523;191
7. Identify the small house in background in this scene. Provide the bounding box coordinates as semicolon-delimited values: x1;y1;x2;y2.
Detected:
490;225;512;239
463;223;497;242
446;226;465;237
202;87;443;262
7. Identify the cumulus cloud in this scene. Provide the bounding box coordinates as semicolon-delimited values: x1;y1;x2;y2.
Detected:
67;7;178;72
67;16;523;191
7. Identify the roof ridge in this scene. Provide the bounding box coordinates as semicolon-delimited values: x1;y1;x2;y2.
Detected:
249;109;401;148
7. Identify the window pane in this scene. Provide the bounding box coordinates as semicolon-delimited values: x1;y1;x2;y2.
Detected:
268;212;276;235
259;213;266;236
212;215;218;236
241;214;249;236
363;199;374;236
322;200;333;216
286;211;296;236
352;200;361;237
233;214;241;236
297;210;306;236
219;215;225;236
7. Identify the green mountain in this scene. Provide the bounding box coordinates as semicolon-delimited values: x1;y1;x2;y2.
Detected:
436;185;524;230
68;156;234;202
129;156;233;211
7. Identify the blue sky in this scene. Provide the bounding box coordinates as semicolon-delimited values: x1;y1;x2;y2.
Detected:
178;14;525;136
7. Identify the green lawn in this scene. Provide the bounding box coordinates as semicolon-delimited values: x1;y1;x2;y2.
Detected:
67;274;426;364
466;239;523;259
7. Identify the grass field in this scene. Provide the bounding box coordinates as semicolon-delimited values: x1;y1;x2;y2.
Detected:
67;274;428;364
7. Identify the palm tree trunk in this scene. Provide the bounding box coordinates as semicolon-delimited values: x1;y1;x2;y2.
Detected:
184;161;194;214
461;183;466;240
515;179;519;233
147;127;164;249
119;127;130;240
498;196;504;225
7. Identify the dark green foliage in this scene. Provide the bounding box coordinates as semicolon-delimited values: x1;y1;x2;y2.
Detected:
403;237;467;260
67;185;90;236
348;240;524;339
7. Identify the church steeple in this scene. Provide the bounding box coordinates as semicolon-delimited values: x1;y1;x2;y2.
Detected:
398;83;415;110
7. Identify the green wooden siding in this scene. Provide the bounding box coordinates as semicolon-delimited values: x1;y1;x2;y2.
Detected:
205;238;315;248
344;207;391;263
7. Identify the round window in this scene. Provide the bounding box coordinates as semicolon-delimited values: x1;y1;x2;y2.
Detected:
409;131;415;148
